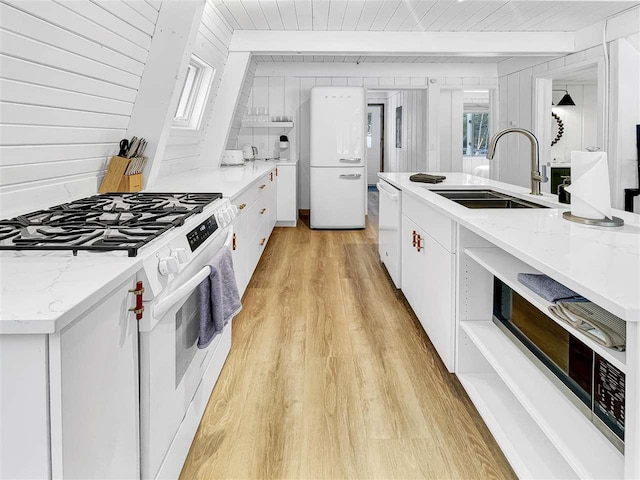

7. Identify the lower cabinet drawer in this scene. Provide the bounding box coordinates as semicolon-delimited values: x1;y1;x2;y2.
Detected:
247;199;270;236
231;173;271;213
402;194;455;253
248;220;272;275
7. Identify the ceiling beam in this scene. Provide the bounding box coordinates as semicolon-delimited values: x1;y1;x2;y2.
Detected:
127;0;205;188
229;31;576;56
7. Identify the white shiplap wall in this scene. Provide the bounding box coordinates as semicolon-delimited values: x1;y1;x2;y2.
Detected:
497;45;607;189
384;90;427;173
437;89;464;173
235;70;491;210
158;0;235;178
0;0;159;216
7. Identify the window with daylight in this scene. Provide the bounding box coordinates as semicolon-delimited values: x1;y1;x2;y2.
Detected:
462;112;490;157
173;55;215;130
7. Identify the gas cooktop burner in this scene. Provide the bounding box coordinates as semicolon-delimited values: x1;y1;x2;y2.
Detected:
0;193;223;256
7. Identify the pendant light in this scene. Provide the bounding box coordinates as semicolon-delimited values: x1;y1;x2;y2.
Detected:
552;89;576;106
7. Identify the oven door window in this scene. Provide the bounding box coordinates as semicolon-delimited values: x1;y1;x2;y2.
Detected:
175;288;201;388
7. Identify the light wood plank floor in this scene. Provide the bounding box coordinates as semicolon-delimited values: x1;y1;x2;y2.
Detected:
180;192;516;480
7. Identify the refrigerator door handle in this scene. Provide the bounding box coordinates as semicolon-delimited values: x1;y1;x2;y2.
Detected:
339;174;362;179
339;158;361;163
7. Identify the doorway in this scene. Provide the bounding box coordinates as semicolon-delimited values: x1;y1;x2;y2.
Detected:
367;104;384;186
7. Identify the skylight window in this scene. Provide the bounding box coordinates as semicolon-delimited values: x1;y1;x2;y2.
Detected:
173;55;214;130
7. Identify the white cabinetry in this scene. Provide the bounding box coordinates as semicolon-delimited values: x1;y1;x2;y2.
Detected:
231;211;249;298
275;164;298;227
401;215;425;317
230;169;278;296
0;277;141;479
51;276;140;479
400;195;455;372
0;334;50;479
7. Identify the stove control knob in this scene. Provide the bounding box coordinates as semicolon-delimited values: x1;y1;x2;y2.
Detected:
172;248;189;264
158;256;179;276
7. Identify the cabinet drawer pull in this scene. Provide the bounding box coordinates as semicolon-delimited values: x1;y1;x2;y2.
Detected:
232;233;237;251
275;167;278;176
412;230;417;247
259;184;266;190
416;235;423;252
238;203;247;210
260;208;267;214
259;237;266;246
270;172;273;181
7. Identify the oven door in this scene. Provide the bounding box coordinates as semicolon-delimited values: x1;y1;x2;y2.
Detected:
140;226;233;479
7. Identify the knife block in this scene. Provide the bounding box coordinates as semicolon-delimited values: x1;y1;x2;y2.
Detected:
99;156;144;193
118;173;143;193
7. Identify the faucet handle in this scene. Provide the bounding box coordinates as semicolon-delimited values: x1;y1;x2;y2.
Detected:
539;165;549;183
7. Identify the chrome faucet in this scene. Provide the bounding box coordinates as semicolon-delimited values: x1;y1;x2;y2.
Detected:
487;128;544;196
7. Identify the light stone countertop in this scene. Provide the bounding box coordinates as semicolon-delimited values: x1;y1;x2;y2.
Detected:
147;160;293;198
0;252;141;334
378;172;640;322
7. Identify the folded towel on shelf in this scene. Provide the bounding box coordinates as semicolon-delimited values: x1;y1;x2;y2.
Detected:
517;273;587;303
198;246;242;349
409;173;446;184
549;301;626;351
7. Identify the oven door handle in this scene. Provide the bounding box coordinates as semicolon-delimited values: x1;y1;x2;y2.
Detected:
153;228;234;319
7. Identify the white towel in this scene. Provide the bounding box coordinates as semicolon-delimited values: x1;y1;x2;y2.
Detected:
565;151;612;219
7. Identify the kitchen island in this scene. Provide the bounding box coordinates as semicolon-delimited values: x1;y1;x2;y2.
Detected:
378;172;640;480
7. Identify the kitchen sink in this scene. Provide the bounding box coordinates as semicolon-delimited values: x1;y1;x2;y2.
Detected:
433;189;548;209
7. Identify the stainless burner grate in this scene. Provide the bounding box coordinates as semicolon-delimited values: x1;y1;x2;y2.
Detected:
0;192;222;256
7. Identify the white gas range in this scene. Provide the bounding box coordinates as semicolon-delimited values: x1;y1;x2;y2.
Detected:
0;192;240;479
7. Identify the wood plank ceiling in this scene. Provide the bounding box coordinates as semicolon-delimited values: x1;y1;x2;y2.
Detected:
215;0;638;32
252;54;513;62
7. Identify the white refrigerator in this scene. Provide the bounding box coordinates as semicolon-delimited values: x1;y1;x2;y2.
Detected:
310;87;366;229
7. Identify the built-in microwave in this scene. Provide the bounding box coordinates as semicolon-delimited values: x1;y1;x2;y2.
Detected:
492;278;625;452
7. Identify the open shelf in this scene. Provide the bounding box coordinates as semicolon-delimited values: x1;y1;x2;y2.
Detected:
241;121;294;129
458;373;577;480
464;247;626;372
461;320;624;480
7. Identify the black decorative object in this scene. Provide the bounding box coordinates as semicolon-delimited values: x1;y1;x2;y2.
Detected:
551;112;564;146
553;89;576;106
623;124;640;212
395;106;402;148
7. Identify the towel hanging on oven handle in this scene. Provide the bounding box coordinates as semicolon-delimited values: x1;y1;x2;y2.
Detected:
153;228;234;318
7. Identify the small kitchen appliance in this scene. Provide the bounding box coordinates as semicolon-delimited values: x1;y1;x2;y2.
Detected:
493;278;625;451
242;144;258;161
377;180;401;288
221;150;245;166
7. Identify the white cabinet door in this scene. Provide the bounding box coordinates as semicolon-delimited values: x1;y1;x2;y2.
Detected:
232;212;249;297
276;165;297;226
53;277;139;479
400;214;425;318
422;233;455;372
268;170;277;232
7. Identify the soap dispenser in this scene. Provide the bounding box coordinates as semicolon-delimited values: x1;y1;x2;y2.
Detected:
558;175;571;204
